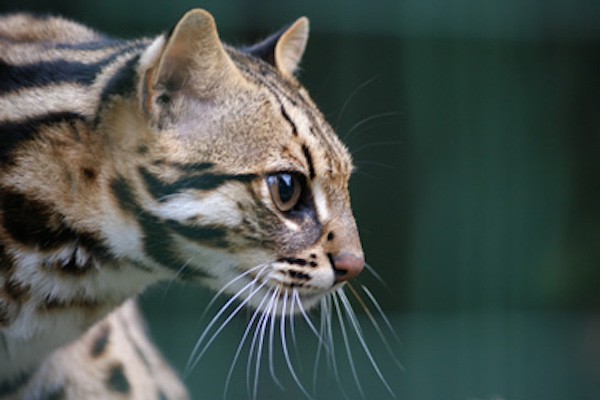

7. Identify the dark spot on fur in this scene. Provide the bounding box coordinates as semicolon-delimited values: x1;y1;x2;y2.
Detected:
156;93;171;105
91;323;111;357
310;253;316;259
327;232;335;241
137;145;148;154
106;363;130;394
82;167;97;181
278;257;307;266
3;279;29;301
288;270;310;280
309;261;317;268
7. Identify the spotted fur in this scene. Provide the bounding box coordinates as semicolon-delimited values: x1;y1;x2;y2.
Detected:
0;9;364;399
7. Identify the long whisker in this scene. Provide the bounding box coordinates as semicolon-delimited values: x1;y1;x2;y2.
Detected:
346;284;404;371
160;257;194;298
324;296;341;380
289;291;300;359
335;75;379;130
186;279;268;375
280;289;313;400
332;292;365;397
312;296;326;392
246;289;274;399
200;263;269;321
361;285;401;344
337;288;396;397
363;261;393;293
343;111;401;142
268;287;284;391
223;288;272;400
313;294;349;399
186;277;258;376
248;287;279;399
294;289;329;351
252;287;279;400
351;140;403;156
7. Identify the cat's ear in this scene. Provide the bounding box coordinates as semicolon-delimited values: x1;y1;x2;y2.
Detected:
245;17;309;78
140;9;242;115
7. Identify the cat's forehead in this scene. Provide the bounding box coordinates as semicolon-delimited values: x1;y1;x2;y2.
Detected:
222;51;354;180
167;53;353;182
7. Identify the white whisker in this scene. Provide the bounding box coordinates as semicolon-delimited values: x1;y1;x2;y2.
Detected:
185;277;267;375
337;289;396;397
335;75;380;130
346;285;404;371
324;296;341;379
332;292;364;397
361;285;401;344
246;290;273;399
200;263;269;321
281;290;313;400
223;289;272;400
160;257;194;299
363;261;393;293
289;291;300;359
294;289;328;351
343;111;400;142
252;287;278;400
312;296;326;392
268;287;284;391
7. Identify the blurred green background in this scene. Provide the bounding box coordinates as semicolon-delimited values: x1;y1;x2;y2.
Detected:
3;0;600;399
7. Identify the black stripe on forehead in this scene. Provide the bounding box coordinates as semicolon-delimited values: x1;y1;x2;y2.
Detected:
280;105;298;136
228;51;311;111
230;53;342;152
139;167;257;202
301;144;316;180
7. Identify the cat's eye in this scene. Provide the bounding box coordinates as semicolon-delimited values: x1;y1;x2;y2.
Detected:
266;173;303;212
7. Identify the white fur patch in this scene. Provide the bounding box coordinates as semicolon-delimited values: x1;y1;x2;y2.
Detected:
152;187;243;227
311;181;329;222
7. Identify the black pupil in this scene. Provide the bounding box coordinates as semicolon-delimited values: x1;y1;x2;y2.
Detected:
278;174;295;203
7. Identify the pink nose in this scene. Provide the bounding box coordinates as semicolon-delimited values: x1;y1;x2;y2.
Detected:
332;252;364;283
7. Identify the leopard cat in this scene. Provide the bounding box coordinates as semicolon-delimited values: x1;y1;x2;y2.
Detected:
0;8;366;400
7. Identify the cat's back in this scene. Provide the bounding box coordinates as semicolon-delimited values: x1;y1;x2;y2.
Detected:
0;13;151;156
0;13;101;45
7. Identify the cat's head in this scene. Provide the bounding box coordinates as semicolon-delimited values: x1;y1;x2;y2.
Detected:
112;9;363;313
